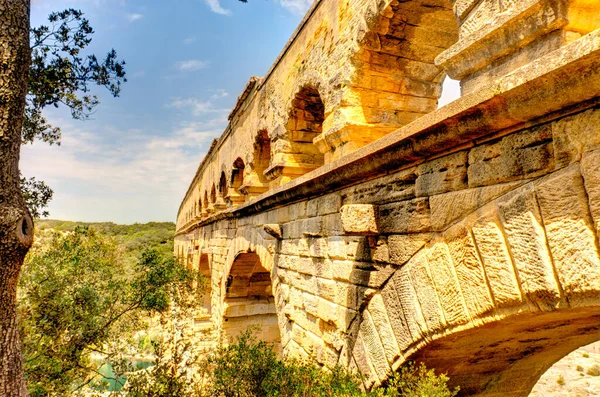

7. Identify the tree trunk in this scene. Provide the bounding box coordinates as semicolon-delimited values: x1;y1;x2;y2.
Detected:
0;1;32;396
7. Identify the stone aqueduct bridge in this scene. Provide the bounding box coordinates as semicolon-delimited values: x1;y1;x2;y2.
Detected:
174;0;600;395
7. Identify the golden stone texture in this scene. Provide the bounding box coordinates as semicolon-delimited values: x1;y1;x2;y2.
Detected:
174;1;600;395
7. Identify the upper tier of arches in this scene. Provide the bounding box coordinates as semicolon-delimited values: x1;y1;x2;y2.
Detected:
176;0;458;231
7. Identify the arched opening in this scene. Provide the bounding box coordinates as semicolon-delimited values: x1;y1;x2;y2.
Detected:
210;184;216;204
222;252;281;353
198;253;212;318
240;130;271;198
530;340;600;395
269;87;325;186
231;157;245;189
438;76;460;109
227;158;246;207
407;307;600;396
219;171;227;200
203;190;210;215
287;86;325;168
319;0;457;161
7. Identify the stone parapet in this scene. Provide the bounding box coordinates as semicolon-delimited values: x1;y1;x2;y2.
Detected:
437;0;600;93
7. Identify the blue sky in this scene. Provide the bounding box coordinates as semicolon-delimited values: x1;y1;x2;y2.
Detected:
22;0;459;224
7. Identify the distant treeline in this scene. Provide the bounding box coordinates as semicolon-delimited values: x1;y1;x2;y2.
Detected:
35;219;176;261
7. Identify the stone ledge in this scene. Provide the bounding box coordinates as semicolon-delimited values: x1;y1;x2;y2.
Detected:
176;31;600;235
436;0;568;81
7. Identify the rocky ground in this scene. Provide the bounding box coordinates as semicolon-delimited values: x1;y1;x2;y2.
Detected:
530;341;600;397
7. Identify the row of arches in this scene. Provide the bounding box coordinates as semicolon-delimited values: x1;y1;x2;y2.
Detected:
175;243;281;352
180;85;327;225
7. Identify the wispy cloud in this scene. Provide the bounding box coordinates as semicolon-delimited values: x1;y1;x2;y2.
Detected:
204;0;231;15
127;13;144;22
166;98;216;116
20;117;225;223
210;89;228;99
175;60;209;71
277;0;313;15
183;36;197;45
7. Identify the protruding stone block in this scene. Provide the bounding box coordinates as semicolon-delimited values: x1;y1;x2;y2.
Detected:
340;204;379;235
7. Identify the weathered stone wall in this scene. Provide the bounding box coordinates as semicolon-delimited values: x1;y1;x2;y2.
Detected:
176;0;458;231
174;0;600;395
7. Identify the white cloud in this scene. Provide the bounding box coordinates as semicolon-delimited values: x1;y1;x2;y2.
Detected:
204;0;231;15
127;13;144;22
175;60;209;71
183;36;197;45
166;97;218;116
20;118;225;223
277;0;313;15
210;89;228;99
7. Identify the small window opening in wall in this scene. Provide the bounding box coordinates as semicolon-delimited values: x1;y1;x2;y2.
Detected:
198;253;212;317
287;86;325;168
231;157;245;189
210;184;217;203
223;253;281;353
219;171;227;199
438;76;461;108
253;130;271;183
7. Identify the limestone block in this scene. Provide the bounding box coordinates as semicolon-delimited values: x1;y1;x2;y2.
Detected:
345;236;372;261
426;241;470;325
468;125;555;188
314;258;334;279
582;149;600;239
366;294;401;365
340;167;416;205
430;181;524;231
497;184;561;310
359;314;390;381
371;236;390;263
316;193;342;216
379;198;431;233
471;214;522;308
332;260;355;282
416;151;468;197
351;332;378;389
380;281;415;352
348;265;396;289
534;165;600;304
309;237;328;258
552;107;600;167
390;267;429;342
340;204;379;235
387;233;431;266
302;217;323;237
278;254;315;276
445;223;495;317
407;253;446;333
321;213;344;236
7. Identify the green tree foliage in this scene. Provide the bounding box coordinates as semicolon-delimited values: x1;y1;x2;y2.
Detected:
20;176;53;218
18;227;192;396
22;8;126;217
125;329;459;397
35;220;175;263
26;8;126;145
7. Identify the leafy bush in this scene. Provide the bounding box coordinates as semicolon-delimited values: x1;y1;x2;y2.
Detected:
19;227;195;396
125;329;458;397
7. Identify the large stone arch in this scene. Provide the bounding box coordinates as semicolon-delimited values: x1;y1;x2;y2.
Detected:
316;0;458;162
269;84;327;186
221;251;282;352
240;129;271;198
345;162;600;394
410;307;600;396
